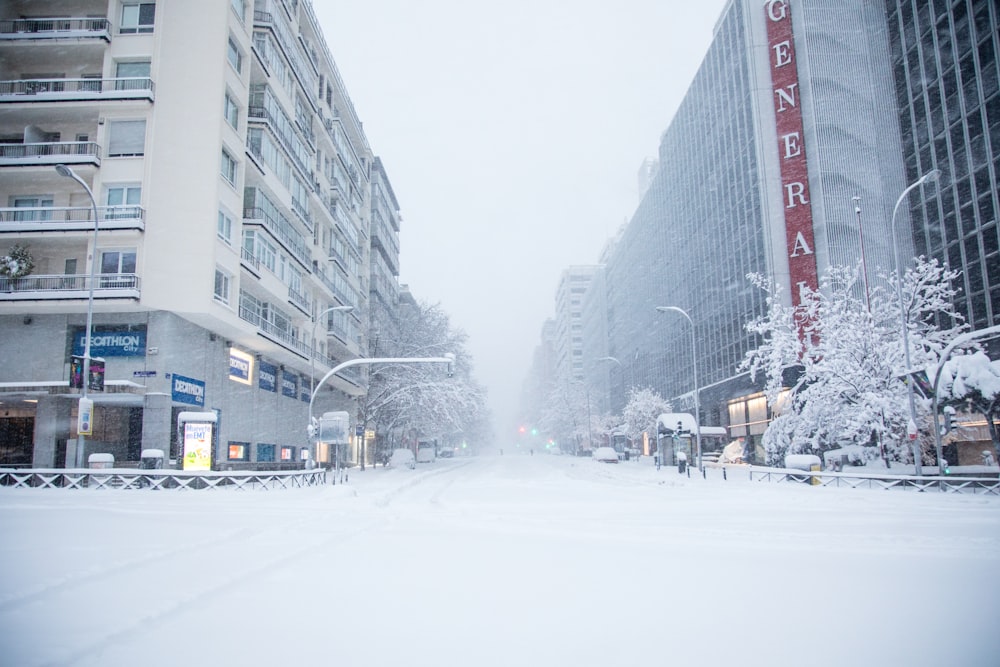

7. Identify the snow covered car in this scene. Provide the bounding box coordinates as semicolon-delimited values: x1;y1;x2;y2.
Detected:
389;448;416;469
592;447;620;463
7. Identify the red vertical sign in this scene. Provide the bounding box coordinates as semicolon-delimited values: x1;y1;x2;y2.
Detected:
765;0;818;308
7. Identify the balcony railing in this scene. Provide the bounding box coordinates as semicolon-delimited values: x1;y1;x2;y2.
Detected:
0;206;144;232
242;206;311;269
0;273;140;300
240;246;261;274
287;285;310;314
0;142;100;167
238;304;312;358
0;18;111;41
0;77;154;102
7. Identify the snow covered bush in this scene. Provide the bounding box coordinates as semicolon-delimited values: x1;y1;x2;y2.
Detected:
935;351;1000;462
742;258;966;466
0;244;34;279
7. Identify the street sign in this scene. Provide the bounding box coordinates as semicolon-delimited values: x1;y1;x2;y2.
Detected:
133;370;157;378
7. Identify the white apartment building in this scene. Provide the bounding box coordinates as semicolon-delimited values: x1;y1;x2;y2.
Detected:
0;0;402;469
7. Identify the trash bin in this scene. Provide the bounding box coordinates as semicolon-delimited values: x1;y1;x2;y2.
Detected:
784;454;822;484
677;451;687;474
87;453;114;489
139;449;164;469
88;453;114;469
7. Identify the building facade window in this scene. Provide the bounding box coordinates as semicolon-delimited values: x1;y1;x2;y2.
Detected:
107;120;146;157
100;248;137;287
224;91;239;130
221;148;237;185
257;443;276;462
227;441;250;461
120;2;155;34
214;267;232;305
230;0;245;22
227;36;243;74
115;60;150;90
105;184;141;218
12;196;53;221
218;208;234;244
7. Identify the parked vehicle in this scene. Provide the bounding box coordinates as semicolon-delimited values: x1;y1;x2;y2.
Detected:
416;441;435;463
389;448;416;469
592;447;619;464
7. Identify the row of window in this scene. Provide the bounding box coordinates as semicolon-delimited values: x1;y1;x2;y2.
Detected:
227;441;304;462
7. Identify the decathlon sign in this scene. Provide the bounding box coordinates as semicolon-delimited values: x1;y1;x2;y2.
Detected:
171;373;206;407
228;348;253;386
72;328;146;357
765;0;818;307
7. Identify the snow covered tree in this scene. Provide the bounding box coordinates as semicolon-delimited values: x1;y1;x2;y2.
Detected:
935;351;1000;462
538;378;595;451
359;301;488;456
620;387;672;445
742;257;966;466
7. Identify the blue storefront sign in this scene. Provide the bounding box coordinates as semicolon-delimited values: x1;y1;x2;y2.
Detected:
172;373;206;407
72;328;146;357
228;348;253;385
258;361;277;392
281;370;297;399
300;375;310;403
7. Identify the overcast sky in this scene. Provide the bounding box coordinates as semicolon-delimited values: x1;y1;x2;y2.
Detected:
313;0;731;441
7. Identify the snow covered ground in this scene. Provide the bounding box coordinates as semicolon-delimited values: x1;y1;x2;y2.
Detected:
0;454;997;667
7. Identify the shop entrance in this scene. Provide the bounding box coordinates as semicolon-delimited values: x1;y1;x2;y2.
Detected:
0;417;35;465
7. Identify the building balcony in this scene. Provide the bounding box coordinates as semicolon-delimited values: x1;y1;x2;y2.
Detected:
0;18;112;42
0;205;144;233
0;142;100;168
237;303;311;359
0;77;154;103
240;246;261;276
0;273;140;301
287;285;310;315
242;205;311;270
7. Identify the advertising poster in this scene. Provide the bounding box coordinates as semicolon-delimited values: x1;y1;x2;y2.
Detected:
183;422;213;471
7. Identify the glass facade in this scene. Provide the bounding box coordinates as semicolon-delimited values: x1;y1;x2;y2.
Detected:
604;1;767;420
885;0;1000;329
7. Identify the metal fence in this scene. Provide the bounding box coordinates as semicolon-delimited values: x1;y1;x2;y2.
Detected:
0;467;328;490
745;466;1000;495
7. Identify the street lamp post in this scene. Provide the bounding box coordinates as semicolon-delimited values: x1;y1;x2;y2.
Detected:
308;354;455;482
852;196;871;312
656;306;701;473
309;304;353;465
890;169;941;476
55;164;100;468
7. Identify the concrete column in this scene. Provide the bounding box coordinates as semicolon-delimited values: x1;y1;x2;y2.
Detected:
32;396;71;467
142;393;172;458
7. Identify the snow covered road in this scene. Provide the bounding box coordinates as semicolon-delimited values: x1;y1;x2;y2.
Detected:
0;454;997;666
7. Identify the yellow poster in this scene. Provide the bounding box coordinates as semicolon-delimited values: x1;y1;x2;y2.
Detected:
183;422;213;471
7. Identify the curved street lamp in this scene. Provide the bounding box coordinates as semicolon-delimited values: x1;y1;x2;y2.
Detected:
656;306;701;472
55;164;100;468
890;169;941;476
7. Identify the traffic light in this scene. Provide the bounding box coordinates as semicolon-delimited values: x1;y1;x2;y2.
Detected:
942;406;956;434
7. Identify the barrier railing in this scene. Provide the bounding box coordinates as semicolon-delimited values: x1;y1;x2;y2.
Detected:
0;467;327;490
746;466;1000;495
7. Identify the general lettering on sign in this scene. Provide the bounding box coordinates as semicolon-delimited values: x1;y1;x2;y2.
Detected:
765;0;818;310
